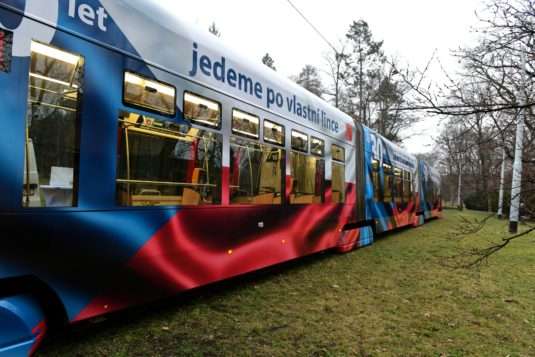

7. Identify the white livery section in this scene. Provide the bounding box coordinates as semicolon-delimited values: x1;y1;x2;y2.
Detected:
100;0;353;142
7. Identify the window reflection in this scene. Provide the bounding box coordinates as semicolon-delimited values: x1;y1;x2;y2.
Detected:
403;171;412;202
311;137;325;157
332;163;345;203
264;120;284;146
124;71;176;115
116;111;222;206
332;144;345;162
383;163;393;202
290;152;324;204
394;167;403;206
230;137;284;204
232;109;259;139
372;159;382;201
291;130;308;153
0;29;14;72
184;92;221;128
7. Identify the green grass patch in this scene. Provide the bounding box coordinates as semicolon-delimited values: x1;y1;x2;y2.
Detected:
39;210;535;356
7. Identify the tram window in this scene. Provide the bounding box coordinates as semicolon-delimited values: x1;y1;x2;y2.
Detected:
425;179;433;203
123;71;176;116
183;92;221;128
264;120;284;146
232;109;259;139
332;162;345;203
22;41;84;208
383;163;393;202
230;137;284;204
0;29;13;73
403;171;412;202
431;182;439;204
116;111;222;206
332;144;345;162
311;137;325;157
290;152;324;204
372;159;382;201
394;167;403;206
291;130;308;153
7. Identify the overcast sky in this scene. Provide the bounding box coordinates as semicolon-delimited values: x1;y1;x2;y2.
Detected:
159;0;483;154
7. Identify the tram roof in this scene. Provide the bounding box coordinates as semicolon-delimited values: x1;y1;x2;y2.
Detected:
2;0;418;153
104;0;357;135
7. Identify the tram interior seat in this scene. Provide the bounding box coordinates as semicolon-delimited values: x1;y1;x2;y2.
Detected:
131;189;181;206
252;193;274;204
40;166;74;207
289;178;318;204
290;194;315;204
130;187;200;206
191;168;205;185
182;187;201;205
231;193;276;204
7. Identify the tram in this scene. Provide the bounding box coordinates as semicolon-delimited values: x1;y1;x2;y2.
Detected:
0;1;442;355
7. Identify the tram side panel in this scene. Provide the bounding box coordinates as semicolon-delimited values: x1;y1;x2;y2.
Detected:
418;160;442;220
0;15;362;334
355;123;374;248
362;127;418;234
413;161;425;226
333;122;373;252
429;164;443;219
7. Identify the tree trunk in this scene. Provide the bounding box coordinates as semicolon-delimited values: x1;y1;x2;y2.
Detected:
457;160;463;211
497;147;506;219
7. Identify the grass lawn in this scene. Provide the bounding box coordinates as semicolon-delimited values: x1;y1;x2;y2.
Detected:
39;210;535;356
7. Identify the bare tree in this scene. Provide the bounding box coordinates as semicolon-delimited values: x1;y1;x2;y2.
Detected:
261;53;276;71
344;20;384;126
406;0;535;267
292;65;324;98
208;22;221;38
323;44;348;109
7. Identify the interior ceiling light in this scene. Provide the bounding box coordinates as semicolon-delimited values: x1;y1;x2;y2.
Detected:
31;41;80;65
125;72;175;97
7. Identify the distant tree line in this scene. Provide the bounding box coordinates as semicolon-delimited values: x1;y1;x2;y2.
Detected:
420;0;535;217
208;20;416;142
258;21;416;143
410;0;535;266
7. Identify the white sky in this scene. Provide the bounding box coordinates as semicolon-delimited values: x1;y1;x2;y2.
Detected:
159;0;483;154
